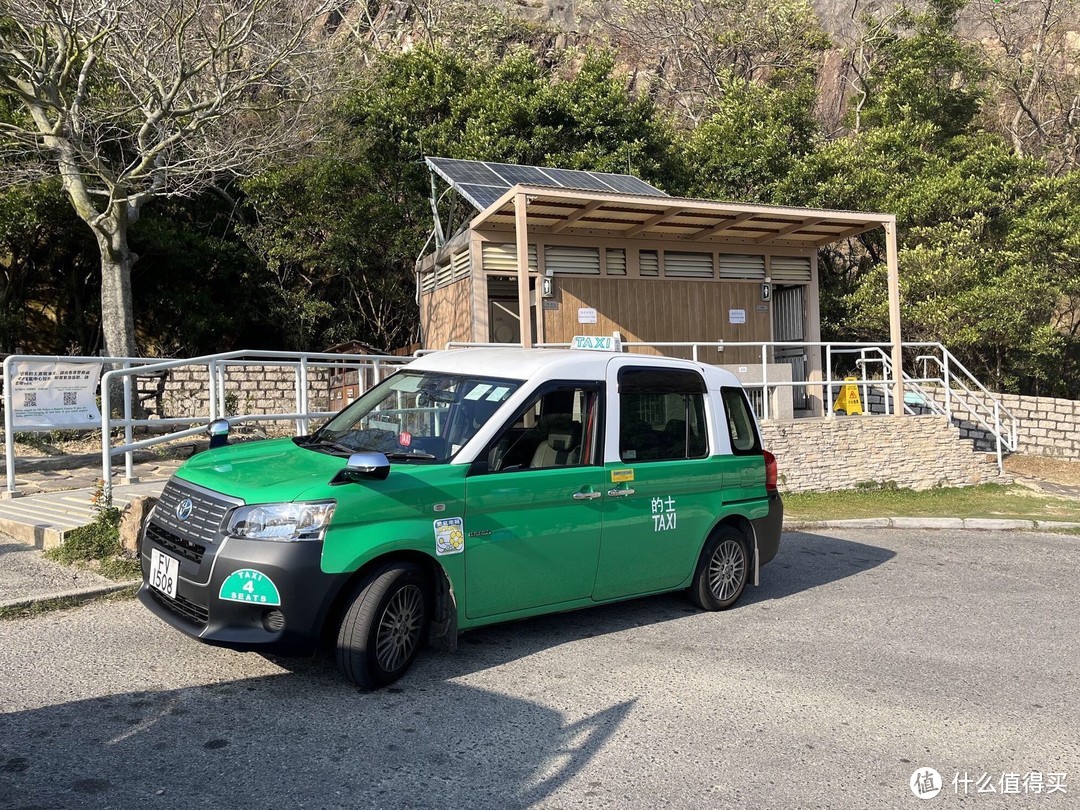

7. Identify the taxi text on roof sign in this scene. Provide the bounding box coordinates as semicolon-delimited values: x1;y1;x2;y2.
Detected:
572;335;622;352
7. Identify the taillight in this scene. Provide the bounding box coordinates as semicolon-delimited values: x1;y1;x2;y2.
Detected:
763;450;778;493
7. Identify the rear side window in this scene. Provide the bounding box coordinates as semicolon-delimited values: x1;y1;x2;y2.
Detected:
618;369;709;462
721;387;761;454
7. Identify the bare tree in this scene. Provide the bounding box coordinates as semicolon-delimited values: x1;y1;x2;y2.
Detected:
587;0;829;124
0;0;339;358
969;0;1080;173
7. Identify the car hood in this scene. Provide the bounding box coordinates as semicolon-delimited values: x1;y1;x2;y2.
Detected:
174;437;344;504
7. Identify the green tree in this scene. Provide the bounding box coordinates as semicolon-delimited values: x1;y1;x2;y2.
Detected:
682;83;819;202
0;180;98;353
241;46;681;351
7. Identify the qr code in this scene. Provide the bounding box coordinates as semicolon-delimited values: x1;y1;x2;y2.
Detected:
64;392;77;406
23;392;36;407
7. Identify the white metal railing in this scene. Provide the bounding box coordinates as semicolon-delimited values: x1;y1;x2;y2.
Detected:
97;350;412;498
3;340;1020;495
0;350;413;497
443;338;1018;471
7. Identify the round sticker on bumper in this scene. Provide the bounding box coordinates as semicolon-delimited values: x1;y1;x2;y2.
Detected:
219;569;282;606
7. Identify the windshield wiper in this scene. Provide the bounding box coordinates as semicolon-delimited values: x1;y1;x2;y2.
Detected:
297;438;359;455
384;451;437;460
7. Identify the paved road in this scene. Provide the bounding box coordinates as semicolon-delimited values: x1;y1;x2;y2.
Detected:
1;528;1077;809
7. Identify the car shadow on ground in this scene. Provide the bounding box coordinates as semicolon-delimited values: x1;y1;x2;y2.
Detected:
378;528;896;687
0;670;636;809
0;531;894;809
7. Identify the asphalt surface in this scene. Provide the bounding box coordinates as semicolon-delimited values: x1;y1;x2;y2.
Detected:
1;527;1077;809
0;541;116;604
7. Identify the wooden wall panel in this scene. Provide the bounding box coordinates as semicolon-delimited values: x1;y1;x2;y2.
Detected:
546;277;770;363
421;279;473;350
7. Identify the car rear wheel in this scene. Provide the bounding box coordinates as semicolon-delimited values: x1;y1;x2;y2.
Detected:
689;526;750;611
336;562;429;689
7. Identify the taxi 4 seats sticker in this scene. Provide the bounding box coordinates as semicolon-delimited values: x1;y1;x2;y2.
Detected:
219;569;282;605
434;517;465;556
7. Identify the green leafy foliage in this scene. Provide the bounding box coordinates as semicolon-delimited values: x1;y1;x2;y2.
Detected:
1;2;1078;398
240;46;681;351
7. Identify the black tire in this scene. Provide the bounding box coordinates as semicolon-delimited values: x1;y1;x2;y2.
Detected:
689;526;750;611
336;562;430;689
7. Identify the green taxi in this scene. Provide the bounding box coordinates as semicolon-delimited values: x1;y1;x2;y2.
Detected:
140;348;782;688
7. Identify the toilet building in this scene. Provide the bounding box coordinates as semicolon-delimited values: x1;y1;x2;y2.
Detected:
416;157;902;416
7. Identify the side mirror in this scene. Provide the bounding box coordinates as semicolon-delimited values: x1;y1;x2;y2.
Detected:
334;451;391;483
207;418;231;449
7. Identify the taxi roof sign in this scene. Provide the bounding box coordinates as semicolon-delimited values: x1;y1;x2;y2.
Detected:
572;334;622;352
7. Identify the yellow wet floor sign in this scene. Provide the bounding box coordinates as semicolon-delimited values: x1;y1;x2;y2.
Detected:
832;376;863;415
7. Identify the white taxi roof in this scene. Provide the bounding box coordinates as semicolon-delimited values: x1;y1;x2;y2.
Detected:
405;348;742;389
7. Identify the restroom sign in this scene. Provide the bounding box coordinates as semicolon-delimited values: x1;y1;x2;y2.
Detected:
761;283;772;301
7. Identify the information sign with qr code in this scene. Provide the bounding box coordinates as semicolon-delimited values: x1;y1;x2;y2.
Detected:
11;361;102;429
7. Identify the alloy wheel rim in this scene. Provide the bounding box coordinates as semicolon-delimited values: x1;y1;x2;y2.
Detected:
375;584;424;672
708;539;745;602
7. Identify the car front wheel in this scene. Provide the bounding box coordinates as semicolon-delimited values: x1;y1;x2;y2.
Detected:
336;562;429;689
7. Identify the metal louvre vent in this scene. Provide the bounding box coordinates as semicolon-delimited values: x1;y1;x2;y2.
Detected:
153;479;239;545
435;263;453;287
718;254;766;280
451;250;470;280
770;255;812;282
481;243;538;273
663;251;714;278
421;272;436;293
545;245;600;275
605;248;626;275
639;250;659;276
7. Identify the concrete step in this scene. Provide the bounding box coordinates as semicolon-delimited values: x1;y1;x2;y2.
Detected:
0;481;169;550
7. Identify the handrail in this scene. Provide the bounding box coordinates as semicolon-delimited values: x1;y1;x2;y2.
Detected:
97;350;412;499
4;340;1022;495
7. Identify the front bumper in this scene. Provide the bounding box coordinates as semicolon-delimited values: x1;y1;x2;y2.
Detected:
140;519;350;655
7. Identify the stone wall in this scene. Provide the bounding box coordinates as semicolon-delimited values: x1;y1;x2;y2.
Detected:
860;387;1080;460
760;414;1009;494
154;365;333;435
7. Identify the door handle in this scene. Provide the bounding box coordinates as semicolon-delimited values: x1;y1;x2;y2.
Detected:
607;487;635;497
572;490;602;500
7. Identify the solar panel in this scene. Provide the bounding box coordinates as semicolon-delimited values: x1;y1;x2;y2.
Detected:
595;173;666;195
425;156;667;211
537;167;616;192
427;158;504;186
456;184;508;210
486;163;557;186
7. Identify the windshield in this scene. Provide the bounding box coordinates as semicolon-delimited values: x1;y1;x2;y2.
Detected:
307;370;522;463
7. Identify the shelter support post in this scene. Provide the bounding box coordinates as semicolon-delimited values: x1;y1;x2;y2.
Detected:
514;192;532;348
884;218;904;414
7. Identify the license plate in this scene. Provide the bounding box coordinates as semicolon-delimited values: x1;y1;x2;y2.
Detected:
150;548;180;599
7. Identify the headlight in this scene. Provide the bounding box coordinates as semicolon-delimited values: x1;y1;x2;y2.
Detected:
225;501;336;542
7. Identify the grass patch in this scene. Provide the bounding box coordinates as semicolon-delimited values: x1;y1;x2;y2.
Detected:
783;483;1080;523
43;481;139;582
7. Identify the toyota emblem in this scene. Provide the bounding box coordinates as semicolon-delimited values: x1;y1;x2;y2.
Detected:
175;498;194;522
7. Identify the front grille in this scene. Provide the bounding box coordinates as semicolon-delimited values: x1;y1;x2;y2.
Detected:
146;522;205;565
154;479;240;545
149;588;209;628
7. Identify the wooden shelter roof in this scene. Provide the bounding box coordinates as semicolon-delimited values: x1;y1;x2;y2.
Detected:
469;185;890;249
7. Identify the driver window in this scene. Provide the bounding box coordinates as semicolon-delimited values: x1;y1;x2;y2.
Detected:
481;385;601;473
